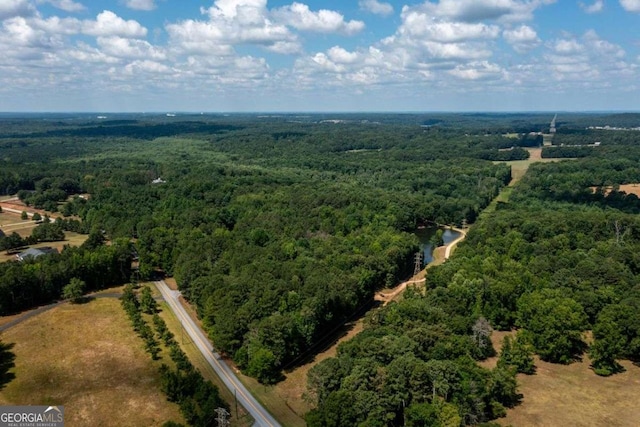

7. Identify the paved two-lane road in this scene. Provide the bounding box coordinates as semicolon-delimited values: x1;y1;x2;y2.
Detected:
154;280;281;427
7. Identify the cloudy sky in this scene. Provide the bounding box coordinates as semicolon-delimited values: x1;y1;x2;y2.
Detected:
0;0;639;112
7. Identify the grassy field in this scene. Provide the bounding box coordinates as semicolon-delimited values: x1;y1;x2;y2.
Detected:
0;211;37;238
500;357;640;427
479;331;640;427
482;148;572;216
0;230;88;263
0;298;185;426
0;210;88;262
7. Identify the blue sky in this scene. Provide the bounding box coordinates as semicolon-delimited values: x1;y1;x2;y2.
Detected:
0;0;639;112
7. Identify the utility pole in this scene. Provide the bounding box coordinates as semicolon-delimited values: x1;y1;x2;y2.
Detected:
413;251;422;276
235;389;238;420
215;407;230;427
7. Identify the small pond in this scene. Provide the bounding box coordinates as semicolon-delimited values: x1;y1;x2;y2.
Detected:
414;225;462;266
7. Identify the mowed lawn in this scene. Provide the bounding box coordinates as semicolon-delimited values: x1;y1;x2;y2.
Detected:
0;298;184;427
0;212;37;238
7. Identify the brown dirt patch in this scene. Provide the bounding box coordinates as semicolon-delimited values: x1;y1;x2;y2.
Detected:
526;147;543;161
0;298;184;426
0;199;62;220
164;277;179;290
590;184;640;197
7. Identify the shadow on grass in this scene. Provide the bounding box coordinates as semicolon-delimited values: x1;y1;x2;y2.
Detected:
0;341;16;391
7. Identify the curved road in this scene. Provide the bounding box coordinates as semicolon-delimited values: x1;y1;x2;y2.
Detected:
154;280;280;427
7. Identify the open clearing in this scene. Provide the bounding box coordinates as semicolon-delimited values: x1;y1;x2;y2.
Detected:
480;331;640;427
0;211;37;237
0;230;88;263
502;147;572;184
0;298;185;427
502;358;640;427
483;148;575;216
0;210;88;262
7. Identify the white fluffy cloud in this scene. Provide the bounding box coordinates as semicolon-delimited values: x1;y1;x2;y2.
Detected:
82;11;147;38
167;0;365;57
620;0;640;12
168;0;296;55
38;0;86;12
327;46;360;64
97;36;166;60
400;13;500;42
272;3;364;35
580;0;604;13
1;16;62;53
414;0;555;23
543;31;631;82
503;25;540;52
123;0;156;11
449;61;503;80
123;59;170;75
359;0;394;16
0;0;35;20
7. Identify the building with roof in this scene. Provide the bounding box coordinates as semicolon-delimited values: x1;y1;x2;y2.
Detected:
16;247;58;262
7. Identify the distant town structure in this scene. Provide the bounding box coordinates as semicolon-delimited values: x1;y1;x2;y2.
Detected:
151;177;166;184
550;114;557;134
16;247;58;261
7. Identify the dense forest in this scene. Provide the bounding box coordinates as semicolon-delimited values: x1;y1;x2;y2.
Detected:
0;115;516;383
307;117;640;425
2;113;640;426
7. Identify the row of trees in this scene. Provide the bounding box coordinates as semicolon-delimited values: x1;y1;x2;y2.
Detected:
119;284;229;426
0;238;132;315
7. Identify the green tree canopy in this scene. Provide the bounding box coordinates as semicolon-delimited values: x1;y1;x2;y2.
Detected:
62;278;86;303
